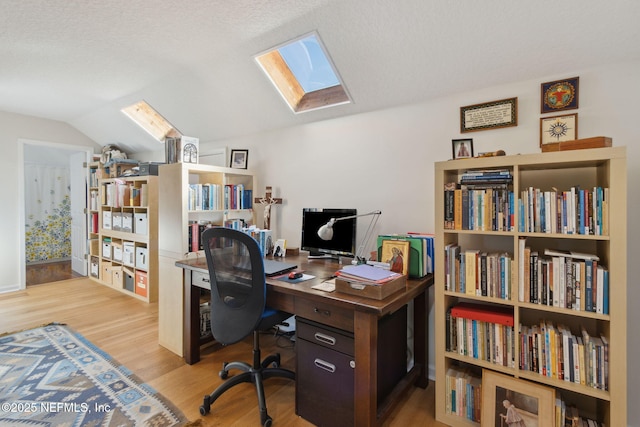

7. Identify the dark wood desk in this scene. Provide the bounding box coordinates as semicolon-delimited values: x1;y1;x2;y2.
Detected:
176;255;433;427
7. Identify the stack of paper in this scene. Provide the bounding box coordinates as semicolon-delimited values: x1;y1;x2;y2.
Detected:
336;264;402;285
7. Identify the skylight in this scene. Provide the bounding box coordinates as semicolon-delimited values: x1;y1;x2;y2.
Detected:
255;32;351;113
121;100;180;142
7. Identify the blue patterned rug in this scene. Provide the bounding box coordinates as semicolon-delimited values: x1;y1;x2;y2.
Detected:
0;323;189;426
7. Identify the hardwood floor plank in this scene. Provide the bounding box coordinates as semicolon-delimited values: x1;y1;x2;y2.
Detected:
0;278;447;426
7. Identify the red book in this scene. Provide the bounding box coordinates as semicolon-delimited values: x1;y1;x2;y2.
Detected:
450;302;514;326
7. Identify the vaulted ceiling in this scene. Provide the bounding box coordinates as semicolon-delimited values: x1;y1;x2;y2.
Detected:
2;0;640;154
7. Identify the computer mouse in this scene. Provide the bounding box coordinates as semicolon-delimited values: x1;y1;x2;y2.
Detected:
288;271;303;280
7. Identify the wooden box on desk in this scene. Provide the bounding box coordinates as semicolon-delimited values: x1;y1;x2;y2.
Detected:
541;136;612;152
335;275;406;300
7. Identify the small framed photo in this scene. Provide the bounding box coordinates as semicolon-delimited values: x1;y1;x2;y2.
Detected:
380;239;410;275
540;113;578;147
481;369;555;427
452;139;474;160
230;149;249;169
541;76;579;113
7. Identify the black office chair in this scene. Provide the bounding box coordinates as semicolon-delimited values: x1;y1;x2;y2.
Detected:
199;227;295;427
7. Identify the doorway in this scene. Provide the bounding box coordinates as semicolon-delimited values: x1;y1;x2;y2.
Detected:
20;140;92;287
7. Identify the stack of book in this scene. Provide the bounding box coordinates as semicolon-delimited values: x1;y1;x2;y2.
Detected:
444;367;481;423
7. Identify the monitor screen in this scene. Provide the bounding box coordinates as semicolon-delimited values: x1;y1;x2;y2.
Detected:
301;208;357;259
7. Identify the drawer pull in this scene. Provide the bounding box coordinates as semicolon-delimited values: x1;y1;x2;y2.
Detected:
202;277;210;283
313;358;336;373
313;332;336;346
313;307;331;316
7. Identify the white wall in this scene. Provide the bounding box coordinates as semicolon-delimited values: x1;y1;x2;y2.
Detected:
197;59;640;426
0;111;100;292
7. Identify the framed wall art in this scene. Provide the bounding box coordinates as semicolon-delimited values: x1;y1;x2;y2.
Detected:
460;97;518;133
540;113;578;147
481;370;555;427
452;138;474;160
541;76;579;113
230;149;249;169
380;239;410;275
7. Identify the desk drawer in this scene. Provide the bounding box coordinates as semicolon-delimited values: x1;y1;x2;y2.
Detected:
297;335;354;426
191;271;211;290
294;298;353;331
297;317;353;356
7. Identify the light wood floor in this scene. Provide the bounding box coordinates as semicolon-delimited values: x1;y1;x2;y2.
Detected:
0;278;448;427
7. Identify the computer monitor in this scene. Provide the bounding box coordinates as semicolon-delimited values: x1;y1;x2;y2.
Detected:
301;208;357;259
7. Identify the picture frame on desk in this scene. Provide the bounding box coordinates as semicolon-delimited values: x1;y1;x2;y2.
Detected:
230;149;249;169
481;369;555;427
380;239;410;275
452;138;473;160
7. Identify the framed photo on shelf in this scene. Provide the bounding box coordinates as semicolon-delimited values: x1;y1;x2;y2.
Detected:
541;76;579;113
230;149;249;169
540;113;578;147
380;239;410;275
481;370;555;427
452;138;474;160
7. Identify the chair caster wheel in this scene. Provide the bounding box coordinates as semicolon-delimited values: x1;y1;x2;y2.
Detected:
219;370;228;379
263;415;272;427
199;405;209;416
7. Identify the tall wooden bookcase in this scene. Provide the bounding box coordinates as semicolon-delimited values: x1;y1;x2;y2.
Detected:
89;175;159;303
157;163;255;356
434;147;627;426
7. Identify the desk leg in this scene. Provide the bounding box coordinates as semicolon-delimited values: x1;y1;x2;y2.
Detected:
183;269;200;365
413;289;429;388
354;311;377;427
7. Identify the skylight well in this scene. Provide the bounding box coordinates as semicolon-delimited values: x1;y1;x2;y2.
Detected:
255;32;351;113
121;100;180;142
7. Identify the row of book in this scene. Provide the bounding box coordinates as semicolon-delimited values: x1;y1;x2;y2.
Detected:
376;233;434;278
187;222;272;256
445;365;606;426
187;183;252;211
444;184;515;232
102;181;148;208
520;321;608;391
518;186;609;236
444;244;513;300
518;243;608;314
446;303;516;368
444;367;481;422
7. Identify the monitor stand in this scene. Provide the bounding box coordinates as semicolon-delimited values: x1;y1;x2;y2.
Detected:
307;252;355;265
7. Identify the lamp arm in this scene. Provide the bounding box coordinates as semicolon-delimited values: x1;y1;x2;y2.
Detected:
331;210;382;223
353;211;382;264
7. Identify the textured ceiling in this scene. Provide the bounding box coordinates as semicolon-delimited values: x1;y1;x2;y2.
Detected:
2;0;640;153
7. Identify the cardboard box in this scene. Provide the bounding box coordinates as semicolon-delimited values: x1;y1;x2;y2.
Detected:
135;270;148;298
112;241;123;262
134;212;148;235
123;241;135;267
335;275;406;300
124;269;135;293
135;246;148;270
121;212;133;233
541;136;612;152
102;238;112;259
112;266;124;288
101;261;113;285
139;162;163;176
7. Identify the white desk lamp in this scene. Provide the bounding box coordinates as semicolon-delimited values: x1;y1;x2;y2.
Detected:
317;210;382;264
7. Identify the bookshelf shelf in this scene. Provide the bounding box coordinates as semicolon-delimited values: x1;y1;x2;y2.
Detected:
435;147;627;427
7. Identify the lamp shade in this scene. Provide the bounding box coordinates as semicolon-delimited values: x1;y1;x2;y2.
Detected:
317;218;337;240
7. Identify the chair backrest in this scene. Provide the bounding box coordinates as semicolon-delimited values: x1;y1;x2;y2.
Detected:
202;227;266;345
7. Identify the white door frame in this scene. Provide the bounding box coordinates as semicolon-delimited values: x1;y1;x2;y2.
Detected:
18;138;92;289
